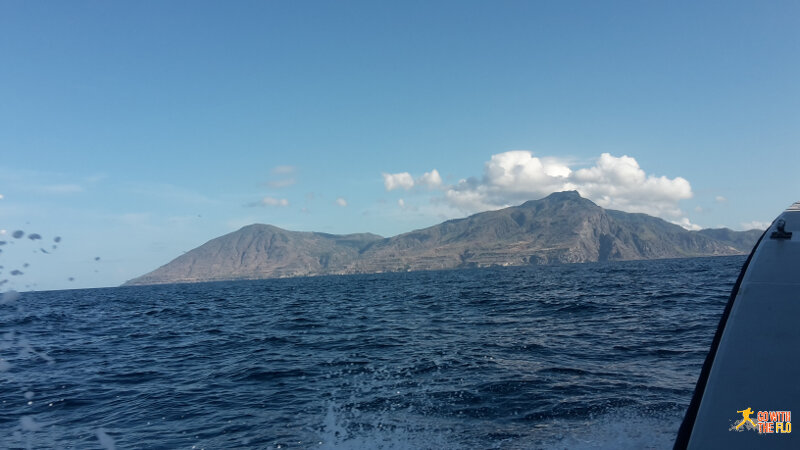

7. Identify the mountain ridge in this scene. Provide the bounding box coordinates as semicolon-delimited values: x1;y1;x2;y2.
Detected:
124;191;763;286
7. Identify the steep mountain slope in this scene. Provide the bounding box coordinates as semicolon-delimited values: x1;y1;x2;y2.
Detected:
126;225;382;285
694;228;764;253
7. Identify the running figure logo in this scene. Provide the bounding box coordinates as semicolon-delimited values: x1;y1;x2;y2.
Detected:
736;407;756;430
730;407;792;433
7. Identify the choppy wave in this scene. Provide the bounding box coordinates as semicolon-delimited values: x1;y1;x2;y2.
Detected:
0;256;744;448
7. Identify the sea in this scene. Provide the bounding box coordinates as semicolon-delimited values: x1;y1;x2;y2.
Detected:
0;255;746;449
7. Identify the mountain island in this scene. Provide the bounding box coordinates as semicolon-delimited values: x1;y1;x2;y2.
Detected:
124;191;762;286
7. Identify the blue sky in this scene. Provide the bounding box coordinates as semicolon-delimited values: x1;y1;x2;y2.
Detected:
1;1;798;291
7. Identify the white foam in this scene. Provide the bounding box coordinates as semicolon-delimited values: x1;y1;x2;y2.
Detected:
543;409;681;449
317;403;456;449
96;427;117;450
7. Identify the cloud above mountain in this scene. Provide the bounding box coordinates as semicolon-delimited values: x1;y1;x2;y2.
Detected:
418;169;443;189
382;172;415;191
267;165;296;188
382;169;444;191
383;150;695;227
247;196;289;207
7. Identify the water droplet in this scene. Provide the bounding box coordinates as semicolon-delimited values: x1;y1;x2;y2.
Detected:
1;290;20;304
27;233;42;241
12;230;24;239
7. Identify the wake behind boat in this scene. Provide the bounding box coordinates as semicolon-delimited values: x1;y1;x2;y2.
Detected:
675;201;800;448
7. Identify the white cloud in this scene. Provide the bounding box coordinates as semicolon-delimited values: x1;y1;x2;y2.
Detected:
715;196;727;203
272;165;295;175
455;152;690;219
444;181;497;212
268;178;296;188
741;220;770;230
248;196;289;207
418;169;443;189
268;165;296;188
382;172;415;191
398;198;405;208
485;151;573;194
672;217;702;231
386;150;697;225
382;169;444;191
571;153;692;218
336;197;348;207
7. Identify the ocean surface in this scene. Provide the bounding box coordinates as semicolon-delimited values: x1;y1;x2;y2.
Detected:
1;256;746;449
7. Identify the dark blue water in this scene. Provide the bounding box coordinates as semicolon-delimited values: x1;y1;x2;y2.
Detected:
1;256;745;449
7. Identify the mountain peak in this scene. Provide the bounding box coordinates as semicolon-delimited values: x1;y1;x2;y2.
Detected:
520;190;595;209
545;190;582;200
239;223;282;232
